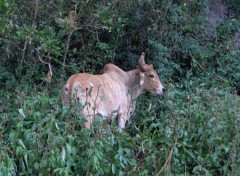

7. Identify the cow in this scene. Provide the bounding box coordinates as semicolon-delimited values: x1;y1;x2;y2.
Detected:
63;52;165;131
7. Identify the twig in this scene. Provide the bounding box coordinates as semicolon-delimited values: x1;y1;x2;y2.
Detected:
35;47;49;65
62;22;100;66
32;0;40;28
21;39;28;64
51;57;71;67
4;39;25;52
63;30;74;65
156;113;190;176
35;47;71;67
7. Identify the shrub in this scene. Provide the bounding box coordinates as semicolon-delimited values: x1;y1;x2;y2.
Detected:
0;0;240;175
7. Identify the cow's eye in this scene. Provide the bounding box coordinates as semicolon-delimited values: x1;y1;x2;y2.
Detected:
149;74;154;78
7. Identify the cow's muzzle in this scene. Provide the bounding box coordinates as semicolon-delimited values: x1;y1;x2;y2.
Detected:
155;87;166;95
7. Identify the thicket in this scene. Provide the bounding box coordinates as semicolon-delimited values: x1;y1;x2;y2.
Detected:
0;0;240;175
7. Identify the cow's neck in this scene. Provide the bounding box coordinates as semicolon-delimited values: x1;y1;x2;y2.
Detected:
127;69;145;100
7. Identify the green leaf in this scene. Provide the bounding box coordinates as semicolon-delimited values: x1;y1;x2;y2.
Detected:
93;156;98;165
66;143;72;154
16;146;23;157
18;108;25;118
34;162;39;170
110;134;115;146
193;165;202;173
24;154;28;168
55;120;59;130
112;164;116;174
18;139;26;149
61;147;66;163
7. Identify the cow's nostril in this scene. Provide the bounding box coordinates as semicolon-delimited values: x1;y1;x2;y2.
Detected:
162;88;166;92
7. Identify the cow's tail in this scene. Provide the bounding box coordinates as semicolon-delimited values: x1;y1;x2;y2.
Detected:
63;81;80;102
62;83;70;106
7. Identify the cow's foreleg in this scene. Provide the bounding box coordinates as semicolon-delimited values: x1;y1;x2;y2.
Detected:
83;117;92;129
118;112;128;132
82;108;94;129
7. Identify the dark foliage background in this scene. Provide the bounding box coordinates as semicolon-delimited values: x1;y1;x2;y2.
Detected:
0;0;240;175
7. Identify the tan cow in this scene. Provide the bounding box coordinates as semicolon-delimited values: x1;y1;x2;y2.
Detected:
63;53;165;130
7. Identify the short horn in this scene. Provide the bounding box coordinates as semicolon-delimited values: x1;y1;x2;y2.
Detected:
138;52;148;72
139;52;145;65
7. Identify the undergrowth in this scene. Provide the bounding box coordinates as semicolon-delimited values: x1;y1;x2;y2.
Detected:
1;75;239;175
1;0;240;175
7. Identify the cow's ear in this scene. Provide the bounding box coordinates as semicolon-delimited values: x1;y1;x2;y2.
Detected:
139;73;145;86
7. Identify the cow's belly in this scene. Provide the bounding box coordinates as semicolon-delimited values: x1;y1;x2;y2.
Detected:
75;77;130;121
92;93;119;116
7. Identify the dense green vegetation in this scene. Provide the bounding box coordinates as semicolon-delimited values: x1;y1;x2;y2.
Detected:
0;0;240;175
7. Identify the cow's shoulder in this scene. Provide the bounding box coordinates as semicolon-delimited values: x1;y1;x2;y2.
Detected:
103;64;128;84
103;64;124;73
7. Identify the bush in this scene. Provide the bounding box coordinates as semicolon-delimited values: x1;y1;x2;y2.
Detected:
0;0;240;175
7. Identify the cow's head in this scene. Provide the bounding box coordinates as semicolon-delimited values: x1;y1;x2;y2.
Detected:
138;53;165;95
